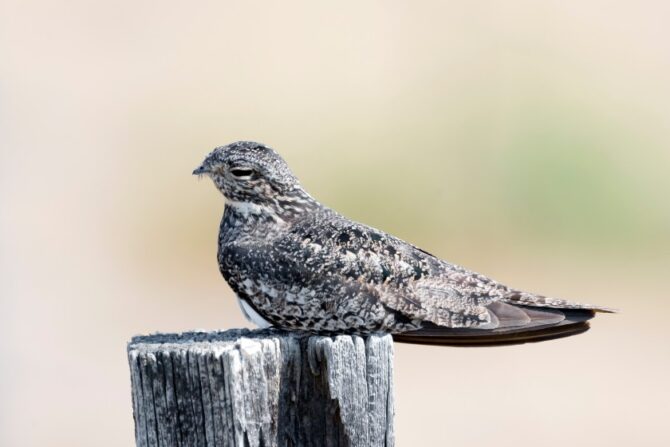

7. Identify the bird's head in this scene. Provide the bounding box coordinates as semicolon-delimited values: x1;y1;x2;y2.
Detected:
193;141;302;205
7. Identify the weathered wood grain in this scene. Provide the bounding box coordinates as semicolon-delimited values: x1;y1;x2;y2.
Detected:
128;329;394;447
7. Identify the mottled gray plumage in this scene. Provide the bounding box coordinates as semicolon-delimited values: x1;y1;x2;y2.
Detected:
194;141;613;345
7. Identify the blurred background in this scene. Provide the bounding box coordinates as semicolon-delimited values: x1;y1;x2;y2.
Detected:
1;1;669;446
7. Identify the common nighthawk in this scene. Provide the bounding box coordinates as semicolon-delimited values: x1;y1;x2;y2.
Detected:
194;141;612;346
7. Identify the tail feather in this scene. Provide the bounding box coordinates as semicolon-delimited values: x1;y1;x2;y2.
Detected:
394;306;596;347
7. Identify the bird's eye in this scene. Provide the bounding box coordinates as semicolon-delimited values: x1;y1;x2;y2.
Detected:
230;168;255;178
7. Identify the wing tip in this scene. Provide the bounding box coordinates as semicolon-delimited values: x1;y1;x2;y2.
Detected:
593;306;619;314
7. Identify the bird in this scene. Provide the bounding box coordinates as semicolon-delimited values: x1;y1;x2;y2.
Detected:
193;141;613;346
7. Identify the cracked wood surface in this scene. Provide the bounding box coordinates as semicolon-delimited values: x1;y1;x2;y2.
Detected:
127;329;394;447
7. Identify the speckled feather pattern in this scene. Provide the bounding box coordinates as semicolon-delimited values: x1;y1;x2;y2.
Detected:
195;141;611;336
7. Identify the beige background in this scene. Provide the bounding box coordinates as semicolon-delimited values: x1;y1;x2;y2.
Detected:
1;1;669;446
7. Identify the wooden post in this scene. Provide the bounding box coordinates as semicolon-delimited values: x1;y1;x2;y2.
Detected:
127;329;395;447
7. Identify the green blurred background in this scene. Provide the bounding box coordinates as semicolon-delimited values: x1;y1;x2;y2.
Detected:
1;1;668;446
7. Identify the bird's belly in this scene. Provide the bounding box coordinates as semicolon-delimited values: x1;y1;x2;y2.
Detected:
236;296;272;328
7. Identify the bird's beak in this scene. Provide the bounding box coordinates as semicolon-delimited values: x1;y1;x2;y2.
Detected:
192;165;209;176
